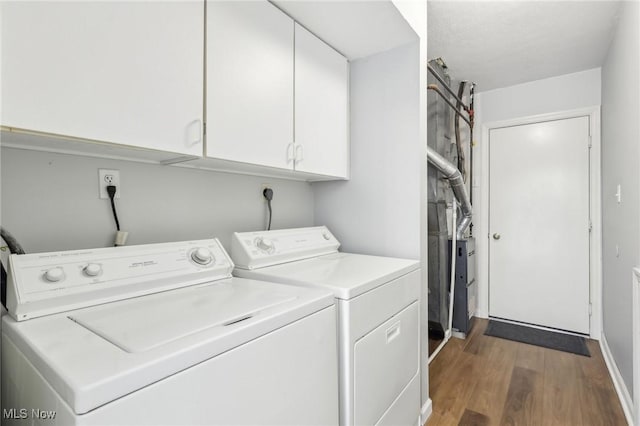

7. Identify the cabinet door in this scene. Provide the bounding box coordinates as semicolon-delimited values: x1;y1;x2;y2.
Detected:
206;1;294;170
1;1;204;156
294;24;349;178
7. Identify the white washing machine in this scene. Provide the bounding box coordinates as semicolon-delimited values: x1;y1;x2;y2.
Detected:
231;226;421;426
1;239;338;425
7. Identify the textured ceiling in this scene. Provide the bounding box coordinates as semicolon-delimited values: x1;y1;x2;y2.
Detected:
428;1;622;91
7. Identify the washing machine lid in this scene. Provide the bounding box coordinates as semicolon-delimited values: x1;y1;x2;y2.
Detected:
2;277;334;414
68;279;297;353
234;252;419;299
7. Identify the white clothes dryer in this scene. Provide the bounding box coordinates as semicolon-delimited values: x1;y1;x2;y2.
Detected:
231;226;421;426
2;239;338;425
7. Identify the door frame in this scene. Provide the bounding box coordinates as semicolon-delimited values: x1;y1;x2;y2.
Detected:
477;106;602;339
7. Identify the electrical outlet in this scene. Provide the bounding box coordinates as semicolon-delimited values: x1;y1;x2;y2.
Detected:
98;169;121;199
261;183;272;197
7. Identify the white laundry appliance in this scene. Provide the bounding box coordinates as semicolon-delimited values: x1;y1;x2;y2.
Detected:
231;226;421;426
1;239;338;425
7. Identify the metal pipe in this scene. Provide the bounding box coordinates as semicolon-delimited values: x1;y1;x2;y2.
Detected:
428;84;472;127
426;146;473;240
454;81;467;180
468;82;476;236
427;63;471;113
469;82;476;194
447;199;457;334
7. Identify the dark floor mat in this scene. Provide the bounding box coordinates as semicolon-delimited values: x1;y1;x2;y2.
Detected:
484;320;590;357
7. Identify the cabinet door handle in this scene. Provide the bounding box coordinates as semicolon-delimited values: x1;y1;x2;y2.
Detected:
295;145;304;162
286;143;295;162
189;118;203;146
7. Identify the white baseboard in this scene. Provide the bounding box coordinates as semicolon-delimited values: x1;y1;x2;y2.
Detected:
600;334;634;425
451;330;467;340
444;328;452;340
420;398;432;426
633;268;640;426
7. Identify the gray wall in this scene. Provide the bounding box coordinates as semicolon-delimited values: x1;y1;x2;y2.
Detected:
313;42;421;260
601;0;639;398
1;147;314;253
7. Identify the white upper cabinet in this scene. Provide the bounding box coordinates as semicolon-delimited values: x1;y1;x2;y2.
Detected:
206;1;294;170
1;0;350;180
1;1;204;157
205;1;349;180
294;24;349;179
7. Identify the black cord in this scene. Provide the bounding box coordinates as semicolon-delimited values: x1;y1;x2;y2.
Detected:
0;227;25;254
107;185;120;231
0;226;25;310
110;197;120;231
263;188;274;231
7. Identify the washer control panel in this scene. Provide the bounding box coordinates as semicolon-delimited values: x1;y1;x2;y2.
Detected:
190;247;215;265
231;226;340;270
254;237;276;254
6;239;233;321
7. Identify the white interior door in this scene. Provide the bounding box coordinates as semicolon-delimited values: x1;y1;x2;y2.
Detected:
489;116;590;334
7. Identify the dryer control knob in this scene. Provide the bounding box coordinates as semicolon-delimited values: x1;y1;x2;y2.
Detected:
322;232;330;240
256;237;275;253
191;248;213;265
83;263;102;277
44;267;65;283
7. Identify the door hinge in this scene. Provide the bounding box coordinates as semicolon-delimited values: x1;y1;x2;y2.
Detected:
589;303;593;316
203;121;207;136
589;221;593;232
588;135;592;148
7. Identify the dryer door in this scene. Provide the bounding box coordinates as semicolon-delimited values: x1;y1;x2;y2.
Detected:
353;301;419;425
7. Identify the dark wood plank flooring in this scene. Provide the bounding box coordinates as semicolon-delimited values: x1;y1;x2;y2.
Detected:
426;319;627;426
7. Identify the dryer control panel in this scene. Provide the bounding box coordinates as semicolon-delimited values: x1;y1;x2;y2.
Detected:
231;226;340;270
6;239;233;321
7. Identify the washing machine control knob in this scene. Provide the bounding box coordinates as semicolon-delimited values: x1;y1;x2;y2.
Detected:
322;232;330;240
256;237;275;253
83;263;102;277
191;248;213;265
44;267;65;283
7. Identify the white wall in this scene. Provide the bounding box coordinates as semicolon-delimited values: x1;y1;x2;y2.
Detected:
312;39;428;414
313;42;421;260
473;68;602;320
391;1;430;418
601;0;640;402
477;68;602;124
0;147;314;253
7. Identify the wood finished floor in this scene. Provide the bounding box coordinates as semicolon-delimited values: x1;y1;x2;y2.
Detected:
426;319;627;426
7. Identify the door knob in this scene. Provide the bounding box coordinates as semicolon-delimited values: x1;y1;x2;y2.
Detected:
493;233;501;240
